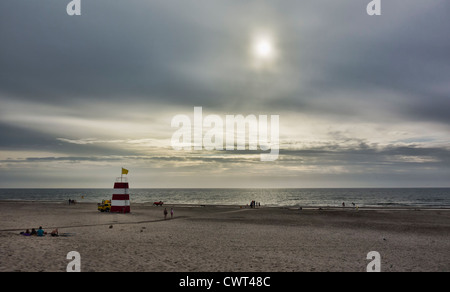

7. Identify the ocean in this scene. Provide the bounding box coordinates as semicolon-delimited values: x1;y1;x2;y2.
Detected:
0;188;449;208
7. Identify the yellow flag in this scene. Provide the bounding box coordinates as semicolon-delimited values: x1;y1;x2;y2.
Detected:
122;168;129;175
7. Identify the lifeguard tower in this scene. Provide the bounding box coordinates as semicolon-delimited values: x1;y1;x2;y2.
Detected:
110;168;131;213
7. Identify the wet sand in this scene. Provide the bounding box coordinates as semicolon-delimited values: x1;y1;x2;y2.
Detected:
0;201;449;272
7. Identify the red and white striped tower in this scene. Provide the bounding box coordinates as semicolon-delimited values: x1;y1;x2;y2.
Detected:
111;168;131;213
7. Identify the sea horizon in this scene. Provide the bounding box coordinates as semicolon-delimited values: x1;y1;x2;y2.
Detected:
1;188;449;208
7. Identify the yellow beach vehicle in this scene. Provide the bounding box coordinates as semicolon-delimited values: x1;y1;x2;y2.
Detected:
98;200;111;212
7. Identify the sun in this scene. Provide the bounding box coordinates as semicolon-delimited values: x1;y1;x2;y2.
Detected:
255;39;273;58
251;34;277;66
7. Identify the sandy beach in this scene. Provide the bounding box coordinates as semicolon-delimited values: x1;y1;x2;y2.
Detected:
0;201;449;272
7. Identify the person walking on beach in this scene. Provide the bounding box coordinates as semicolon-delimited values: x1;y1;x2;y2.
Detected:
164;208;168;220
171;208;174;219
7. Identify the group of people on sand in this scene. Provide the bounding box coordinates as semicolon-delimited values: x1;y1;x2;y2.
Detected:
249;201;260;208
20;226;59;237
342;202;358;209
163;208;174;220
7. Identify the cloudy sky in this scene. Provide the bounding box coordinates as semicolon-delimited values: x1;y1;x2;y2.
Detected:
0;0;449;188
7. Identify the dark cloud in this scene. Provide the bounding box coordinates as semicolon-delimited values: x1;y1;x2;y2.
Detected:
0;122;141;158
0;0;249;107
1;1;449;116
281;144;450;167
0;123;58;150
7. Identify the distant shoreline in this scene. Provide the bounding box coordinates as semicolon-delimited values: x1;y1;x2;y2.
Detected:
1;188;449;209
1;200;450;211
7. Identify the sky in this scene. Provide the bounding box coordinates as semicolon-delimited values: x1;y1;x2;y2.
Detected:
0;0;449;188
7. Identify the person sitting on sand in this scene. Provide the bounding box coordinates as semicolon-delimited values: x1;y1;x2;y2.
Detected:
30;228;37;236
36;226;46;237
51;229;59;237
20;229;31;236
